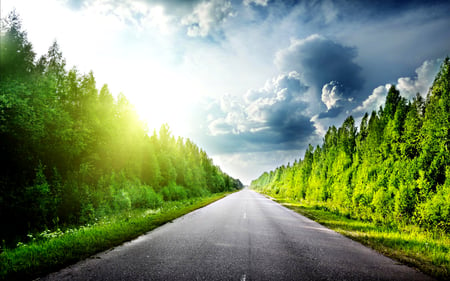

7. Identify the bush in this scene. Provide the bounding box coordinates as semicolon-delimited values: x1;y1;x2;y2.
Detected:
129;184;163;209
160;183;188;201
187;186;210;198
113;190;131;211
415;184;450;231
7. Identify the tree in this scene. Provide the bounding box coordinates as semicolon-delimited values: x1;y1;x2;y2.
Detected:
0;11;35;80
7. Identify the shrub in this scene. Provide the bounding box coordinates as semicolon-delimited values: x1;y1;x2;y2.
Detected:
113;190;131;211
129;184;163;209
160;183;188;201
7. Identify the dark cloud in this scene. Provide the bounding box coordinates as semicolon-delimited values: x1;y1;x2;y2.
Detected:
194;125;315;154
271;34;366;137
187;71;316;154
275;34;363;95
268;0;450;21
317;106;343;119
187;33;371;154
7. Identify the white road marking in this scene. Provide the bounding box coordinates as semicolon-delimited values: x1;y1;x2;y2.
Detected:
243;212;247;219
240;274;246;281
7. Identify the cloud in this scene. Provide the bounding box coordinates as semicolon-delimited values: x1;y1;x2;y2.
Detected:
243;0;269;7
321;80;344;110
188;71;317;154
187;34;369;154
243;72;315;143
60;0;235;37
271;34;364;138
354;58;443;115
275;34;363;95
353;84;390;114
397;58;442;99
208;94;246;135
181;0;234;37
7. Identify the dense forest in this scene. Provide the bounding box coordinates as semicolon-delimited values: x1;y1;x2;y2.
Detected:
252;57;450;232
0;12;242;246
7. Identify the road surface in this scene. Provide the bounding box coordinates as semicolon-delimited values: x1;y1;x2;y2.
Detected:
42;188;433;281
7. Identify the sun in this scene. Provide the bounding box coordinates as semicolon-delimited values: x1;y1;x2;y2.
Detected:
126;68;201;138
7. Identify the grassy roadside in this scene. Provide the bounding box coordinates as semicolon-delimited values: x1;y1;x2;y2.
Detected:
260;193;449;280
0;192;232;281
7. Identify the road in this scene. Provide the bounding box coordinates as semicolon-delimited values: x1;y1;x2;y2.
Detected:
41;188;433;281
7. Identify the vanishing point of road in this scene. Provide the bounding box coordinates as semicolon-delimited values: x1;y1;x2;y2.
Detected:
42;188;434;281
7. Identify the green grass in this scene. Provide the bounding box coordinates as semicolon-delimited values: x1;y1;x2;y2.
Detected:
266;195;450;280
0;193;231;281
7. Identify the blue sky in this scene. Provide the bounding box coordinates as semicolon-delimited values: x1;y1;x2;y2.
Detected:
3;0;450;184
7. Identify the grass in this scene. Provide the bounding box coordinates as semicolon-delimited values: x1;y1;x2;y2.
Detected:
266;195;450;280
0;193;231;281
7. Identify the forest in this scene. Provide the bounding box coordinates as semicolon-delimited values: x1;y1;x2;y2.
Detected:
252;57;450;232
0;12;242;247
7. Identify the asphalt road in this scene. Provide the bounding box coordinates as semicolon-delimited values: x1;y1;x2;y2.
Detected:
41;188;434;281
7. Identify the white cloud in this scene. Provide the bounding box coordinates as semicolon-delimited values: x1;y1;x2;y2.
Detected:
62;0;176;34
181;0;234;37
354;84;390;114
353;58;443;115
321;81;344;109
212;94;247;135
397;58;442;99
310;114;327;137
55;0;235;37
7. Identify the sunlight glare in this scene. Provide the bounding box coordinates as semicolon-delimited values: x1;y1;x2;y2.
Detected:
128;68;201;137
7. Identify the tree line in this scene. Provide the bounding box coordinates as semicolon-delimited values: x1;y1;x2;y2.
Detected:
0;12;242;246
252;57;450;232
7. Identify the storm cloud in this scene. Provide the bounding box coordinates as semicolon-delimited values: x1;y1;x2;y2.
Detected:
190;71;317;154
275;34;363;96
188;33;370;155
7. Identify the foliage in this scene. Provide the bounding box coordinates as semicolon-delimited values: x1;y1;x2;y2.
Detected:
0;12;243;247
252;57;450;233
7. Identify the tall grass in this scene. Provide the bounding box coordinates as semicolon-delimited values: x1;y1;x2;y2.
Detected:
0;193;230;281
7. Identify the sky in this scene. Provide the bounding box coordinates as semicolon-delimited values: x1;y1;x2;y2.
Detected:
2;0;450;184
